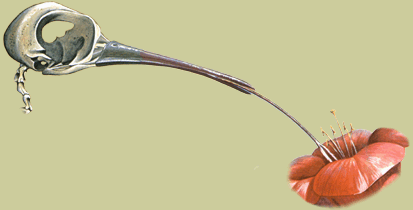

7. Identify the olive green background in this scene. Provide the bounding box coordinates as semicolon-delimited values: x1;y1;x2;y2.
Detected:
1;0;412;209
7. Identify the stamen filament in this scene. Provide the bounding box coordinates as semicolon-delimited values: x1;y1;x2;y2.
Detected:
330;125;346;158
321;127;345;158
331;109;351;157
344;122;357;154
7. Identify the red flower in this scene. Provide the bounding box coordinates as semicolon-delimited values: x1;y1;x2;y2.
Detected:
289;128;409;207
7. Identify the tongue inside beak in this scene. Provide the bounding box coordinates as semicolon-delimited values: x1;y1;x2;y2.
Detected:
95;41;255;94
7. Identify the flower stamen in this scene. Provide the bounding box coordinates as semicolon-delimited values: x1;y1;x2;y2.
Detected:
331;109;351;157
321;127;345;158
330;125;346;157
344;122;358;155
321;127;330;146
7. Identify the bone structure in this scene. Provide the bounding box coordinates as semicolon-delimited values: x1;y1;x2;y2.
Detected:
4;2;254;114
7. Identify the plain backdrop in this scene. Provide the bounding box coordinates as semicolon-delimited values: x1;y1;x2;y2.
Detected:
1;0;412;209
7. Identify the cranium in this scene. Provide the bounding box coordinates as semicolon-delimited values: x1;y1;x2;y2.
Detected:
4;2;255;114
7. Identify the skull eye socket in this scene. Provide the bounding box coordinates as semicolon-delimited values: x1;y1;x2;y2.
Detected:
42;21;75;43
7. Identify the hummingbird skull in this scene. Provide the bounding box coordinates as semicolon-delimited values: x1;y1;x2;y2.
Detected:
4;2;255;114
4;2;106;75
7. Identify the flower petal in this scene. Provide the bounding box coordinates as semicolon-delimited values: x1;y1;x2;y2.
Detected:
354;142;405;185
290;177;320;204
289;155;325;180
368;128;409;148
313;157;360;196
381;162;401;188
313;142;405;196
325;162;401;207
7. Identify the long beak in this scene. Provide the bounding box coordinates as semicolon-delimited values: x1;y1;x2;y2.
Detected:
94;41;255;94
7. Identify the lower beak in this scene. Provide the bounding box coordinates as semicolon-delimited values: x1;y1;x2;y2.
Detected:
94;41;255;94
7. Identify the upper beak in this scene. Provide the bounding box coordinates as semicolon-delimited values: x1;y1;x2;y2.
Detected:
92;41;255;94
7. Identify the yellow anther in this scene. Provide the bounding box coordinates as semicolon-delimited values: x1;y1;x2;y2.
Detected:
330;125;336;135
